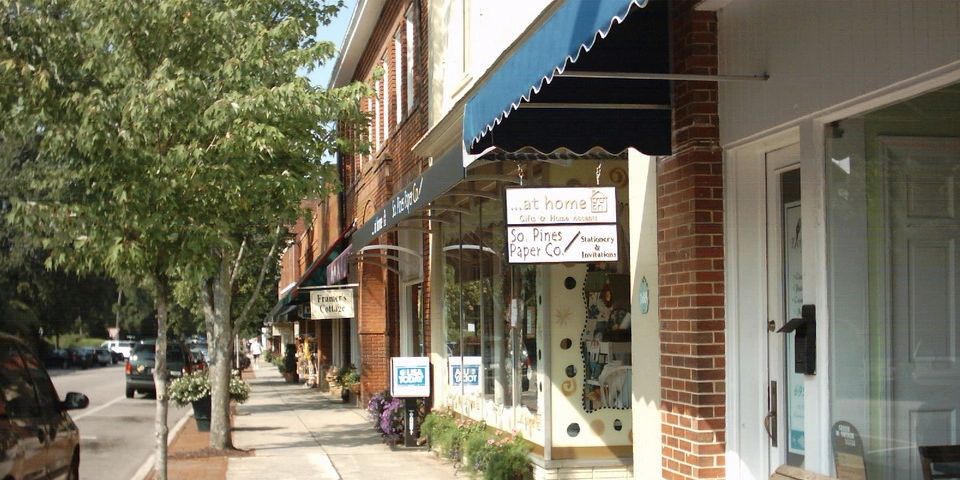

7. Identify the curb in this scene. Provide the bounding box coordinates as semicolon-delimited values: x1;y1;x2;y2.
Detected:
130;411;193;480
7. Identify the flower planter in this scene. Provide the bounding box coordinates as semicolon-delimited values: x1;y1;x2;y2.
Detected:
191;396;212;432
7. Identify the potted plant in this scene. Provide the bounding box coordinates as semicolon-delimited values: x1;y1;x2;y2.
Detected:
168;371;251;431
282;344;299;383
335;366;360;403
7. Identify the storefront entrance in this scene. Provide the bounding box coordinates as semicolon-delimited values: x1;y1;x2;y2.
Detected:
731;82;960;480
765;144;805;471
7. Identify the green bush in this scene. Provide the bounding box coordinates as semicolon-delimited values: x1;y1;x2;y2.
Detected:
273;355;286;373
484;436;532;480
421;410;532;479
262;350;274;363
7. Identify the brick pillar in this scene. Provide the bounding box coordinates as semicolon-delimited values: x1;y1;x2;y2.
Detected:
359;260;388;404
657;2;725;479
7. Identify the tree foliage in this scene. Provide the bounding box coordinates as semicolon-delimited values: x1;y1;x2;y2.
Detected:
2;0;369;472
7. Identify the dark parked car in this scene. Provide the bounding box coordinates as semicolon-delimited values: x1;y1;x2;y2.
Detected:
65;347;94;369
125;340;195;398
0;333;89;480
44;348;70;369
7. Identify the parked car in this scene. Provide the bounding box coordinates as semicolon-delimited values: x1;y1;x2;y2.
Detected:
0;333;89;480
101;340;135;361
125;340;195;398
92;347;112;366
65;347;94;369
189;346;207;371
44;348;70;369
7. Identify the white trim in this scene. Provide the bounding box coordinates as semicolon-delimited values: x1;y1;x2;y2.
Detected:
725;128;800;480
329;0;386;89
721;61;960;151
394;28;404;124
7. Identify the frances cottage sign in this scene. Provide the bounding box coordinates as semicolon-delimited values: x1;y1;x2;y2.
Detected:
309;288;355;320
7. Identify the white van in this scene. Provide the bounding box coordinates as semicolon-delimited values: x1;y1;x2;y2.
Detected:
101;340;135;359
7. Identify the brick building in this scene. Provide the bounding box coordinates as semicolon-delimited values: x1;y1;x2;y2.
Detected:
329;0;431;403
304;0;960;479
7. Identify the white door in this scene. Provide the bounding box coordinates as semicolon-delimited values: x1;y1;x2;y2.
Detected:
765;144;806;471
883;137;960;479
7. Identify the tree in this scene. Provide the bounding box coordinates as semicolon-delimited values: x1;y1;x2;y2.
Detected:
2;0;368;476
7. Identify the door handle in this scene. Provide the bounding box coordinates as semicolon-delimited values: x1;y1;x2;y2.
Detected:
763;380;778;447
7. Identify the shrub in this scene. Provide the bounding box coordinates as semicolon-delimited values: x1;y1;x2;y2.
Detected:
168;371;251;407
335;365;359;386
421;410;532;478
483;435;532;480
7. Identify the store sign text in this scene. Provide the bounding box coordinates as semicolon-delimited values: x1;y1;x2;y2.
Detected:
448;356;482;393
391;357;431;398
506;187;617;225
309;288;355;319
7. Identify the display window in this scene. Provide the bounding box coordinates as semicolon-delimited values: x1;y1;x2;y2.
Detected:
825;83;960;480
438;158;634;451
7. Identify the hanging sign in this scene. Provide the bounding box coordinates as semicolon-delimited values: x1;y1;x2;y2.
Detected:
326;245;352;285
507;224;618;263
448;356;482;393
505;187;618;264
506;187;617;225
391;356;431;398
309;288;355;319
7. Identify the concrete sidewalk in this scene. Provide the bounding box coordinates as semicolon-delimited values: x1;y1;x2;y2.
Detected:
227;366;467;480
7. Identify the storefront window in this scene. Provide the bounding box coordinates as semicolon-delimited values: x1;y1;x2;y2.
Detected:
826;84;960;480
443;214;463;360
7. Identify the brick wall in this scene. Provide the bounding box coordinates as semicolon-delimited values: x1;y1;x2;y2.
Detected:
657;2;725;479
340;0;432;405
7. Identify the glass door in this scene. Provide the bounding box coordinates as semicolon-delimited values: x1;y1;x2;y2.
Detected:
766;144;806;470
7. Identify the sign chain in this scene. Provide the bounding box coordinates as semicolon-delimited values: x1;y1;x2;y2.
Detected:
516;161;525;186
596;161;603;186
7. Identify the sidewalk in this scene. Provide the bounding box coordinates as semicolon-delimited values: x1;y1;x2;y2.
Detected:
227;365;468;480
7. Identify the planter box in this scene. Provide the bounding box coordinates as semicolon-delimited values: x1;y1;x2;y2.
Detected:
192;396;211;432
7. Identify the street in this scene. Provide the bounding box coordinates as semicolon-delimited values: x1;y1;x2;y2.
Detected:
49;363;190;480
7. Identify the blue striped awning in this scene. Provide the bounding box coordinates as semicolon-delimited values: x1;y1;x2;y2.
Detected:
464;0;672;157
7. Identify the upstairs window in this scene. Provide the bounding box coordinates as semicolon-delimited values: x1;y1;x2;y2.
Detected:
394;28;404;125
405;2;418;112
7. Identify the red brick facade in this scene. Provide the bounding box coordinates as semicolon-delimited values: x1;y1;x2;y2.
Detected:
340;0;431;405
658;2;725;479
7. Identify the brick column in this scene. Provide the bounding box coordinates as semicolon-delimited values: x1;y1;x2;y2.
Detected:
359;260;389;404
657;2;725;479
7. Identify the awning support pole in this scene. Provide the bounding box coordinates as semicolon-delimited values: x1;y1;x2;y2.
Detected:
558;71;769;82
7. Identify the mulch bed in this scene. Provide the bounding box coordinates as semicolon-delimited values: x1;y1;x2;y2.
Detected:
168;447;254;460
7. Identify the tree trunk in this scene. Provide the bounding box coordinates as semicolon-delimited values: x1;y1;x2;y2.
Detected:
204;254;234;450
152;280;170;480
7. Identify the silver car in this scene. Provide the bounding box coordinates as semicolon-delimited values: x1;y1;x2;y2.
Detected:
0;333;89;480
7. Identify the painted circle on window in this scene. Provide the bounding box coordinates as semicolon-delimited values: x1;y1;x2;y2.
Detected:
567;423;580;437
564;277;576;289
565;365;576;378
560;379;576;396
560;338;572;349
614;419;623;431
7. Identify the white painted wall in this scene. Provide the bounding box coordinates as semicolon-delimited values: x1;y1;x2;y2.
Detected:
628;150;661;480
427;0;552;130
717;0;960;147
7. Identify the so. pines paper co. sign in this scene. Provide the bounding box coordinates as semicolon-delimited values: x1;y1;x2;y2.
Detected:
505;187;619;264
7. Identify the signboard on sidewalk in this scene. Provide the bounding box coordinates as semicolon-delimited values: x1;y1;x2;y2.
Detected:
448;356;482;393
505;187;619;264
309;288;355;319
390;356;431;398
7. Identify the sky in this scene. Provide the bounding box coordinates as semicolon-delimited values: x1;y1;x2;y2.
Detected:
306;1;358;89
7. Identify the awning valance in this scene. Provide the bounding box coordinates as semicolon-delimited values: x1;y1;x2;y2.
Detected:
351;145;464;250
269;224;354;321
464;0;671;157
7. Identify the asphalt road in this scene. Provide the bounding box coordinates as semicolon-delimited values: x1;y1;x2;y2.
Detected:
49;363;190;480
